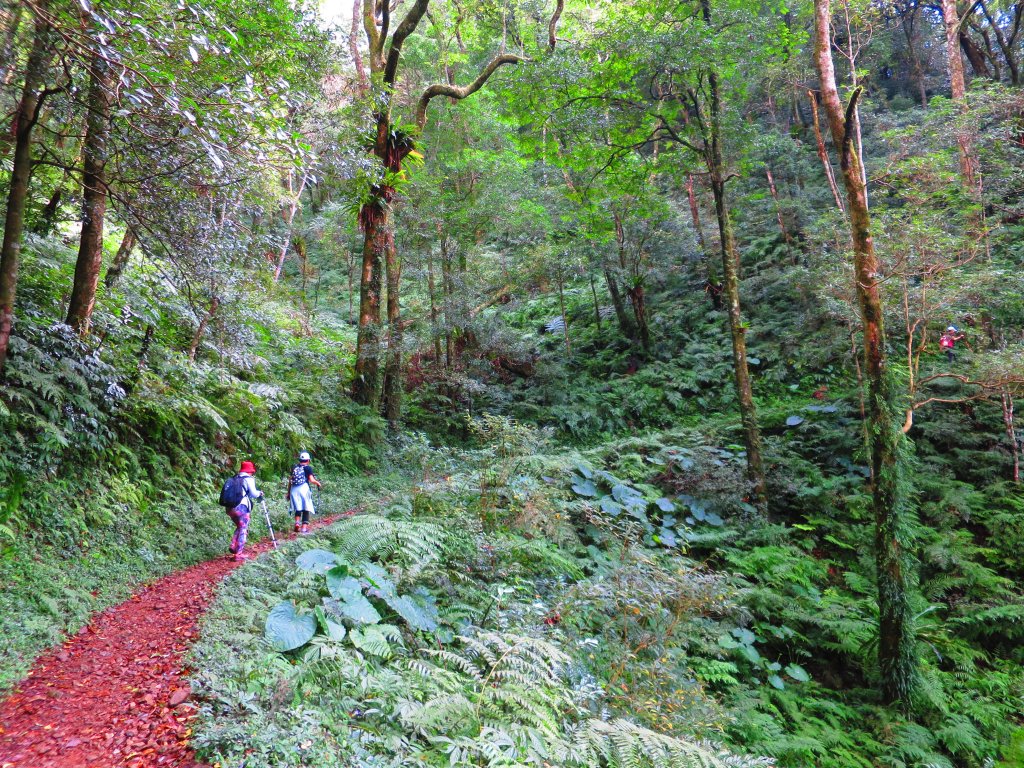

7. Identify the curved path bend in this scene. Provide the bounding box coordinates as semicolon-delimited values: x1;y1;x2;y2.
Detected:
0;510;354;768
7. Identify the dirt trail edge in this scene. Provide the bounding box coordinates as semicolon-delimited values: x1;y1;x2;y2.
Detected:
0;510;356;768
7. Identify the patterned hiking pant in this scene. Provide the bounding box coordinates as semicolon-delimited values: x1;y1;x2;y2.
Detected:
227;506;250;554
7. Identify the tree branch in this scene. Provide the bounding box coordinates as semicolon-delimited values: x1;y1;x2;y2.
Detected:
841;85;862;152
416;53;524;128
351;0;369;95
363;0;382;64
384;0;431;86
549;0;564;49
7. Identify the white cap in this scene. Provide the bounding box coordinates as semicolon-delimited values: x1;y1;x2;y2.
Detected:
947;326;957;332
299;451;311;461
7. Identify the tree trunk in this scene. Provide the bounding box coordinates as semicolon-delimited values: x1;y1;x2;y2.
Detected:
32;184;63;236
808;91;846;214
427;248;443;365
590;272;602;332
959;29;991;79
352;196;388;409
709;172;767;509
442;237;454;368
66;56;113;335
557;271;572;355
381;235;402;429
0;4;23;89
1003;391;1020;483
0;8;50;372
815;0;916;705
187;295;219;362
626;283;650;353
765;166;793;245
604;268;635;341
104;228;137;288
700;0;766;510
901;6;929;108
942;0;978;189
686;173;716;282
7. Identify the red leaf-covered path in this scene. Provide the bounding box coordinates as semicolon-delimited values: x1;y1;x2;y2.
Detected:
0;511;353;768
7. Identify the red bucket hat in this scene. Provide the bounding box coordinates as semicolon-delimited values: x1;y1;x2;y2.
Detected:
239;460;256;474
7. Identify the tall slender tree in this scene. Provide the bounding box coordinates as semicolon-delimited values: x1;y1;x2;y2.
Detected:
0;4;53;371
814;0;917;705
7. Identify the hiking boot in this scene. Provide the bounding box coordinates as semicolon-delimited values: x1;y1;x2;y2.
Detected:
300;524;310;535
233;553;249;562
294;522;301;533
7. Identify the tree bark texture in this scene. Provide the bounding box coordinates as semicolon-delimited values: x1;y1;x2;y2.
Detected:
941;0;978;189
815;0;917;706
66;56;114;335
0;9;50;372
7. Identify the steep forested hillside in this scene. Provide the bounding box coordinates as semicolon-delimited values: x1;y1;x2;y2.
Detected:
0;0;1022;766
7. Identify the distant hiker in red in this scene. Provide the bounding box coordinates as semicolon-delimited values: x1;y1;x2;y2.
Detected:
219;460;264;561
939;326;965;364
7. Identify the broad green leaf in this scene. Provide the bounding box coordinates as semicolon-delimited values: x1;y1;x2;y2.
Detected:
265;602;316;652
295;549;338;574
786;663;811;682
572;479;598;497
327;572;362;601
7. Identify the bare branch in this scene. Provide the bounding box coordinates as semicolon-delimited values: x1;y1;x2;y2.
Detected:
416;53;524;128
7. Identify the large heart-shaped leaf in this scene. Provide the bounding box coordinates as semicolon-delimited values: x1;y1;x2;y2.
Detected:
327;570;362;601
387;594;438;632
599;496;623;516
571;479;598;497
338;593;381;625
265;602;316;652
295;549;338;574
654;528;678;548
785;663;810;682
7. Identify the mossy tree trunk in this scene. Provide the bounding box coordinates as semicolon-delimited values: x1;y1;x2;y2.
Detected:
814;0;917;705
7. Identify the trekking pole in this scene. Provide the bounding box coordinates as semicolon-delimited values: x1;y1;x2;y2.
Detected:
260;498;278;549
315;485;322;515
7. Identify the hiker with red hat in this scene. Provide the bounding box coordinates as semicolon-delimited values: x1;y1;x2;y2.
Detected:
939;325;966;364
218;459;265;561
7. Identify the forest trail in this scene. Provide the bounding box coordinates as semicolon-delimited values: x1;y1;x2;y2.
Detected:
0;509;356;768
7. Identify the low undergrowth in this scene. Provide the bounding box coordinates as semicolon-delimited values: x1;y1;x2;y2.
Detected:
190;420;1024;768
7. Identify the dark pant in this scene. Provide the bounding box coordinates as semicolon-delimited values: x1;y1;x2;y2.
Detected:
947;349;955;363
227;506;250;554
295;509;310;525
